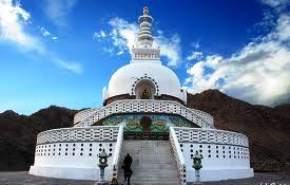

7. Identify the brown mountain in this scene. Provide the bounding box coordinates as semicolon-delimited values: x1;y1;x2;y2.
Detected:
0;106;77;171
187;89;290;172
0;90;289;172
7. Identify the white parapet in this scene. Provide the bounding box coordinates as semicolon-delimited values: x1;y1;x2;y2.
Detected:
111;125;124;179
29;126;124;181
169;127;187;185
73;108;98;124
170;127;254;182
74;99;214;129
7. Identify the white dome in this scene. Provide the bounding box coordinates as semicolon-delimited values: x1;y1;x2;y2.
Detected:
105;61;186;103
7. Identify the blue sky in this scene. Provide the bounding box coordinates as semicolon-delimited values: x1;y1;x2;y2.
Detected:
0;0;290;115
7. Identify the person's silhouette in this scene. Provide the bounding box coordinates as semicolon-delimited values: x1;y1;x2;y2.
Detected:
122;153;133;184
124;168;132;185
124;153;132;168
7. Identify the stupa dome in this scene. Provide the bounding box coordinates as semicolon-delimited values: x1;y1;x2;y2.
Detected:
106;60;186;103
104;6;186;104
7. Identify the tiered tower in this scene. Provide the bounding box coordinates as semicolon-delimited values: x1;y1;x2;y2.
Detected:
132;7;160;61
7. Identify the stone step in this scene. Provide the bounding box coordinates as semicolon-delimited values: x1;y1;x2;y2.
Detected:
118;140;180;185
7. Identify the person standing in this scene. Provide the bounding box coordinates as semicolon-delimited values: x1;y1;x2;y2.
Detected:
124;168;132;185
123;153;133;168
122;153;133;185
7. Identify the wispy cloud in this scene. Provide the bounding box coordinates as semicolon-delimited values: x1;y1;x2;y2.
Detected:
0;0;43;51
52;57;82;74
262;0;290;11
93;30;106;39
39;26;58;40
186;51;203;61
41;0;78;27
93;17;182;67
185;1;290;106
0;0;82;74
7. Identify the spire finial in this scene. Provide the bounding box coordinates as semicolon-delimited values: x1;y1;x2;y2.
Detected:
131;6;160;62
143;6;149;15
137;6;153;46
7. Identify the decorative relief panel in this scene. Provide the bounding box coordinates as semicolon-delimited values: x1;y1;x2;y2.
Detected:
101;114;195;133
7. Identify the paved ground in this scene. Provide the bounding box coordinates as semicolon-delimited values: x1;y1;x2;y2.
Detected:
204;172;290;185
0;171;289;185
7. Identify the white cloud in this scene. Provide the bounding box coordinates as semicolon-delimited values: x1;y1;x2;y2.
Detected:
0;0;42;51
186;51;203;61
93;30;106;39
108;17;138;55
156;33;182;66
40;26;58;40
185;12;290;105
261;0;289;10
93;17;182;66
53;57;82;74
42;0;77;27
40;27;50;37
0;0;81;74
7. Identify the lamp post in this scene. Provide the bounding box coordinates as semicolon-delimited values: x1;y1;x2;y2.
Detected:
192;151;203;184
97;149;110;185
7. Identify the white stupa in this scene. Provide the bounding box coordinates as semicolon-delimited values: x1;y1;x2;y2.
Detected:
29;7;253;184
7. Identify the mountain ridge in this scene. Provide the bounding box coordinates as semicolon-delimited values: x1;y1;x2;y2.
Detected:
187;89;290;171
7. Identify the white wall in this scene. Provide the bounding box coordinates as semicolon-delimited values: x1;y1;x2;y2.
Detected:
30;126;122;181
30;141;117;181
181;143;253;181
172;127;254;182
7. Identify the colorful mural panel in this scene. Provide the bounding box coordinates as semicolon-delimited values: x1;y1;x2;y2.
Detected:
100;113;195;134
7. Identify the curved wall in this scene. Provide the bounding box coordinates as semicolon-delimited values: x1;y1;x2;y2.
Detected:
172;127;253;182
29;126;121;181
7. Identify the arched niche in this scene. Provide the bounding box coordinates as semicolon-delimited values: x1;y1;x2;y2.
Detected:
134;79;156;99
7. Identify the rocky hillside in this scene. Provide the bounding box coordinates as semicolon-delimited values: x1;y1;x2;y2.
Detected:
0;106;77;171
187;90;290;172
0;90;289;172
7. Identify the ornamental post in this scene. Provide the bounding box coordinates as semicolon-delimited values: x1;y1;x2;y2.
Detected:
192;151;203;184
96;149;110;185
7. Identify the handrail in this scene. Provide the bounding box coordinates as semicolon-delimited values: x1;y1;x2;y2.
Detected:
170;127;185;165
111;125;124;180
169;127;187;185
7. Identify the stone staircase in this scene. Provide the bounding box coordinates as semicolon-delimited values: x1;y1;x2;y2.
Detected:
118;140;179;185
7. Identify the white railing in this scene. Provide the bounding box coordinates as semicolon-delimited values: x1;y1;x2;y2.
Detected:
173;127;249;147
74;108;98;124
74;99;214;129
169;127;187;185
36;126;119;145
189;108;213;124
111;125;124;180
